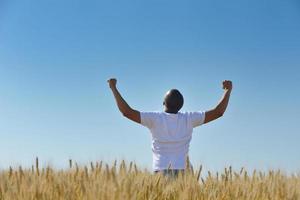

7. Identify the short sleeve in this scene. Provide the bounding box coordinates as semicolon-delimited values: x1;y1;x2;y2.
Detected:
140;112;159;129
188;111;206;128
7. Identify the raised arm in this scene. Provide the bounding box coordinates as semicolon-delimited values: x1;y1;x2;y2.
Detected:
204;80;232;124
107;78;141;124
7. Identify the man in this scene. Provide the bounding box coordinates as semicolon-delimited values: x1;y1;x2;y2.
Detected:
107;78;232;175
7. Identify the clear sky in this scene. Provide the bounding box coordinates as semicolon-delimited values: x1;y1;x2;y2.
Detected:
0;0;299;172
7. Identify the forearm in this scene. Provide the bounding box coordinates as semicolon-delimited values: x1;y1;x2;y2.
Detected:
215;89;231;116
110;86;131;115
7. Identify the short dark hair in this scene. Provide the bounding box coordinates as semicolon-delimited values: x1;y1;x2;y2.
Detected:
164;89;184;113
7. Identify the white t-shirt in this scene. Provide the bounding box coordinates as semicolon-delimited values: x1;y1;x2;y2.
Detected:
140;111;206;171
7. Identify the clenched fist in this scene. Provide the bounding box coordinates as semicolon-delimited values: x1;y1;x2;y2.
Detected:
222;80;233;91
107;78;117;89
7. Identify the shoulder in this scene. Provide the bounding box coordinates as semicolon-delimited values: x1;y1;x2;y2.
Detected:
177;111;193;116
140;111;163;128
140;111;163;119
181;111;205;115
182;111;206;127
179;111;206;119
140;111;162;115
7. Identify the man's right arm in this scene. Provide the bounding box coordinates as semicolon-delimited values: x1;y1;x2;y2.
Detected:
204;80;232;124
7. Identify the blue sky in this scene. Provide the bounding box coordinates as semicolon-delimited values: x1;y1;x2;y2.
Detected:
0;0;299;172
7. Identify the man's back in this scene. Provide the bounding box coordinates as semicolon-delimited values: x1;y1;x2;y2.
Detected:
140;111;205;171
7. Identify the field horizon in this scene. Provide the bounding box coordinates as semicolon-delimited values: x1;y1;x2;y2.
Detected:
1;158;299;200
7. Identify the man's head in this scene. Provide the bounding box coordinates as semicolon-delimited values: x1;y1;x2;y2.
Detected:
163;89;184;114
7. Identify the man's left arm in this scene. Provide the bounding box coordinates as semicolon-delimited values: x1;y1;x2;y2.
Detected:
107;78;141;124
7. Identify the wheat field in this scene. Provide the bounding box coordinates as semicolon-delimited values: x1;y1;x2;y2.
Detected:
0;158;299;200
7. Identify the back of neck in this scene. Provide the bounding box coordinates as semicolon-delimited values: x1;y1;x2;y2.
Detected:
164;109;178;114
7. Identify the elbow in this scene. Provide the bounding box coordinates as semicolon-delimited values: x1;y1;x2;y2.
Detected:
218;112;224;118
122;111;129;117
121;109;130;117
216;109;224;118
